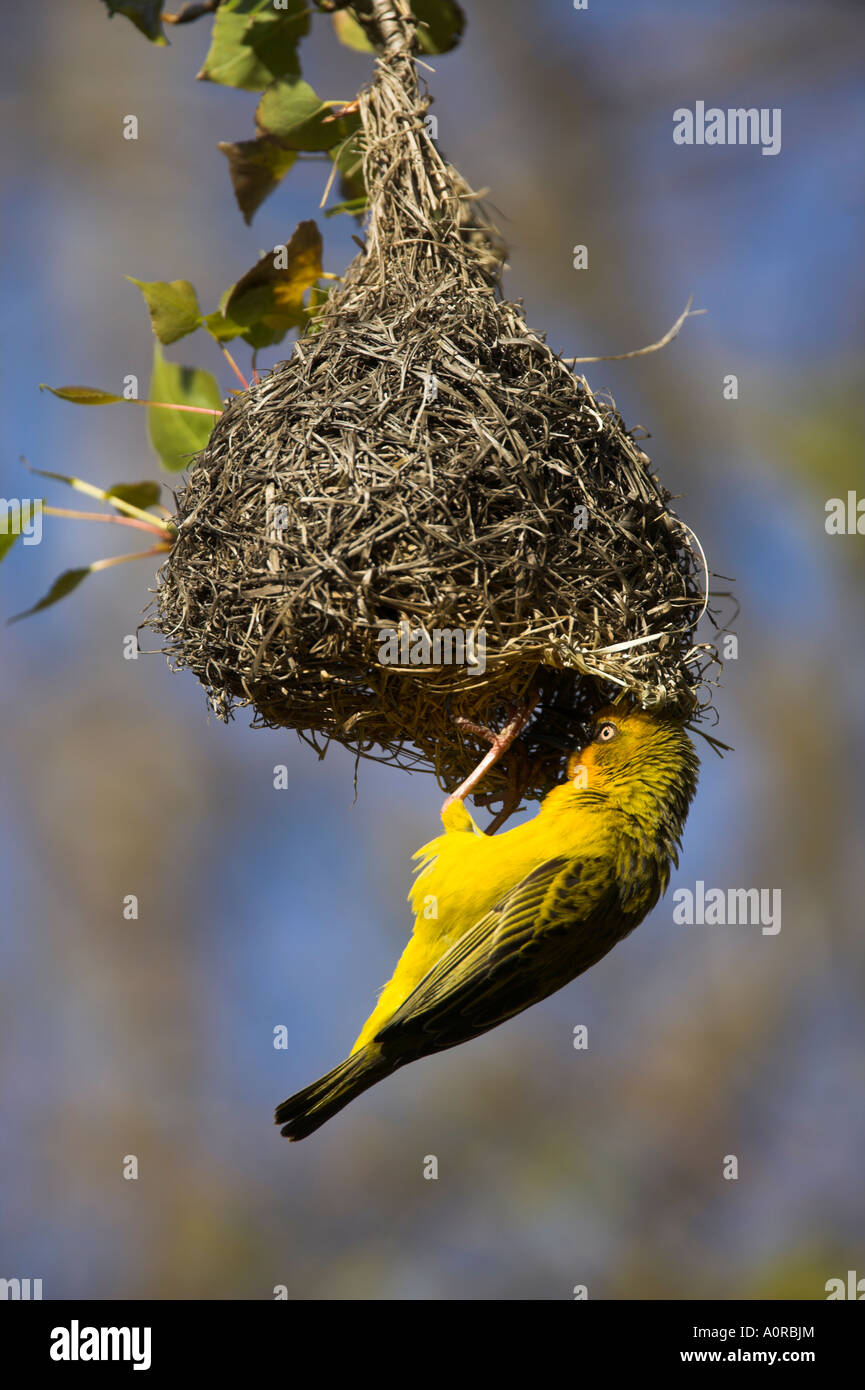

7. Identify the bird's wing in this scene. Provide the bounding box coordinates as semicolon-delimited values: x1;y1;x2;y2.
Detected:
377;853;618;1055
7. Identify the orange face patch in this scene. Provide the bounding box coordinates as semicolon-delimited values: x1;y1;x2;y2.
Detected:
565;705;628;786
567;744;594;784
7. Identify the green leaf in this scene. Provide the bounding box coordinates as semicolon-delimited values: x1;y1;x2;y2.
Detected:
245;2;310;77
25;464;128;505
303;283;332;335
127;277;203;344
222;220;323;349
331;11;374;51
235;80;360;219
327;131;366;215
25;464;101;492
413;0;466;54
325;1;466;55
323;196;367;219
0;500;42;564
22;465;165;524
8;568;91;624
101;0;166;44
218;135;298;225
147;345;223;472
202;306;247;344
40;384;124;405
203;282;253;343
198;0;309;90
106;481;163;511
256;79;359;152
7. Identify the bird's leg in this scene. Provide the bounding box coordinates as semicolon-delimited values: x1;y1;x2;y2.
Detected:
484;737;530;835
442;693;537;816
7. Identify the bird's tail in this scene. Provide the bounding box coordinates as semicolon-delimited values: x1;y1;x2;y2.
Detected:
275;1046;394;1142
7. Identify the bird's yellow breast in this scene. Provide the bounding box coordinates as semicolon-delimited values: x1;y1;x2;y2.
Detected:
351;785;607;1051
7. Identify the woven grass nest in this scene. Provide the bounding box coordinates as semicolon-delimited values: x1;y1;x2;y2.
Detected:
153;27;718;815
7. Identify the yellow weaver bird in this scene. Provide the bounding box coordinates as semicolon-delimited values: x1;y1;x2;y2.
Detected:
276;705;699;1141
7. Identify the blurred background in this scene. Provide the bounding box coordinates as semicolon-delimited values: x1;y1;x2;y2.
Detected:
1;0;863;1299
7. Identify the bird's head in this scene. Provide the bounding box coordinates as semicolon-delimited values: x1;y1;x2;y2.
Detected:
567;704;700;845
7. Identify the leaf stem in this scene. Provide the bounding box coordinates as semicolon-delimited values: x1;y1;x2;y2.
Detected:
22;462;174;530
42;506;172;538
89;543;174;572
220;346;250;391
132;398;223;417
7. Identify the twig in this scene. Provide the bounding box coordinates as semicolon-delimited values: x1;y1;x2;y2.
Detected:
163;1;220;24
562;297;704;364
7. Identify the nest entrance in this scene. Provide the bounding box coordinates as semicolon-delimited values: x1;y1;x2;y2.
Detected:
153;42;715;812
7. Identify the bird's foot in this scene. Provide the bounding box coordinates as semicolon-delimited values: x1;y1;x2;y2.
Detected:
441;692;537;820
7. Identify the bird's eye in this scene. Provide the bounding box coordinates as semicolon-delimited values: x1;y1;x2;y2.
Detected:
595;722;618;742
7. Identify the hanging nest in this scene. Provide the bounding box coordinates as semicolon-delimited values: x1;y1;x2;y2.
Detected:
152;14;718;812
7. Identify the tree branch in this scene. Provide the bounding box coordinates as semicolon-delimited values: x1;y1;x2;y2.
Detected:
368;0;413;55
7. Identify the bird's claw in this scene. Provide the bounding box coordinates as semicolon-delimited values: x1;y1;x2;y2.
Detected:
442;692;538;823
